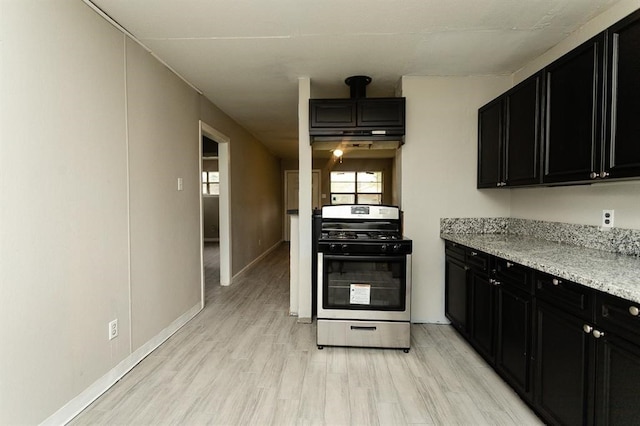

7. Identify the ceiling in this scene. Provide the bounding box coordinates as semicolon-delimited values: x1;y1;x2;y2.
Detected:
89;0;619;159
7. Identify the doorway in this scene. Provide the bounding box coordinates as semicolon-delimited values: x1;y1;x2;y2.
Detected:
199;121;232;306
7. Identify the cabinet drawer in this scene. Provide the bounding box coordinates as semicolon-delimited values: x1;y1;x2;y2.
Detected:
495;258;533;293
596;292;640;342
536;273;594;320
445;240;465;262
466;249;489;272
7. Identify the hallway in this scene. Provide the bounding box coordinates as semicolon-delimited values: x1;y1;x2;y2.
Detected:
71;243;541;425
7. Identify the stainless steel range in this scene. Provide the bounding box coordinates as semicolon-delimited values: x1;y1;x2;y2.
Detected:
316;205;412;352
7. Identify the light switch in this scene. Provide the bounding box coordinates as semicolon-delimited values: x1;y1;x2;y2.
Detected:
177;177;183;191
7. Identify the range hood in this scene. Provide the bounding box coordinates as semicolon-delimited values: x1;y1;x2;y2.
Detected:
309;76;405;146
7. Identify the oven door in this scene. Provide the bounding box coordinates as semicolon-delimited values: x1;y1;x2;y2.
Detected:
317;253;411;321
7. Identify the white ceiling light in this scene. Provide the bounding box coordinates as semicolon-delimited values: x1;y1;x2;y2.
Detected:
333;149;344;158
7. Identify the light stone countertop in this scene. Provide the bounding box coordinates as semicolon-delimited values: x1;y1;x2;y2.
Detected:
441;233;640;305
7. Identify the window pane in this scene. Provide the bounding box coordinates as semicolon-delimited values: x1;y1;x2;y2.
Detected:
210;183;220;195
202;183;208;194
202;172;208;183
331;182;356;192
357;171;382;182
357;194;382;204
357;181;382;193
331;194;355;204
331;171;355;182
209;171;219;183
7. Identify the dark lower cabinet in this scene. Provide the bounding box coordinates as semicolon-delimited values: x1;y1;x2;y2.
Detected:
535;301;594;426
445;254;469;335
443;240;640;425
469;271;495;362
594;334;640;425
496;283;532;398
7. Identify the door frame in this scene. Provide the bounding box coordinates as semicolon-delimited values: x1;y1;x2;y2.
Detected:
199;121;232;297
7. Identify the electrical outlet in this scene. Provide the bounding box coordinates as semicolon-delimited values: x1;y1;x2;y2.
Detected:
602;209;615;228
108;319;118;340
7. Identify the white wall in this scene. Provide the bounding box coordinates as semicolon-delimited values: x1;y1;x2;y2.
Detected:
1;1;202;423
401;76;512;323
510;0;640;230
125;38;202;350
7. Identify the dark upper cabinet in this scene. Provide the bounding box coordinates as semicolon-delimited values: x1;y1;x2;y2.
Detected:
309;100;356;128
309;98;405;135
505;73;543;186
477;72;543;188
544;33;605;184
604;10;640;179
358;98;405;127
478;98;504;188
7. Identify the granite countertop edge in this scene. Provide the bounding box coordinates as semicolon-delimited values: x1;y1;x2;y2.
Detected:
441;232;640;305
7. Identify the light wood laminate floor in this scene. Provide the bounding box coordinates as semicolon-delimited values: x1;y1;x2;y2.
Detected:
71;242;542;425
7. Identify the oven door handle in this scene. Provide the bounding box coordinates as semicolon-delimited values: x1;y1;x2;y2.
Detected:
322;255;407;262
350;326;377;331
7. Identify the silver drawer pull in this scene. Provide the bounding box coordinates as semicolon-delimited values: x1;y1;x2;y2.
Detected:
592;329;605;339
470;251;478;257
583;324;593;334
351;326;377;331
629;306;640;316
552;278;561;286
506;262;514;268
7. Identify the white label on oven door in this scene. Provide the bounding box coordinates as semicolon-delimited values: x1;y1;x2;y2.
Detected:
350;283;371;305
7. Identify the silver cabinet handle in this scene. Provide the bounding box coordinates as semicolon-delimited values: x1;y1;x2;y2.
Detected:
493;280;501;286
600;171;610;178
506;262;513;268
552;278;561;286
470;251;478;256
592;330;605;339
630;306;640;316
583;324;593;334
590;171;598;179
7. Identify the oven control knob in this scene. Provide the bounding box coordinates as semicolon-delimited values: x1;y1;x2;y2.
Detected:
393;244;402;252
381;244;389;252
329;244;337;252
341;244;349;252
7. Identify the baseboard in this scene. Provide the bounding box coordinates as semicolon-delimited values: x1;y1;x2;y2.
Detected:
42;303;202;426
232;240;283;281
297;317;312;324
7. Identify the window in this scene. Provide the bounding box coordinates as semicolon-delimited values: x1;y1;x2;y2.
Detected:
330;171;383;205
202;171;219;195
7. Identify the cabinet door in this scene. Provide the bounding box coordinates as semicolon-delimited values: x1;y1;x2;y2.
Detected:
544;34;605;184
605;11;640;179
594;333;640;425
309;100;356;130
478;97;504;188
496;284;532;399
445;255;469;334
357;98;405;129
505;73;543;186
470;271;495;362
535;302;594;426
